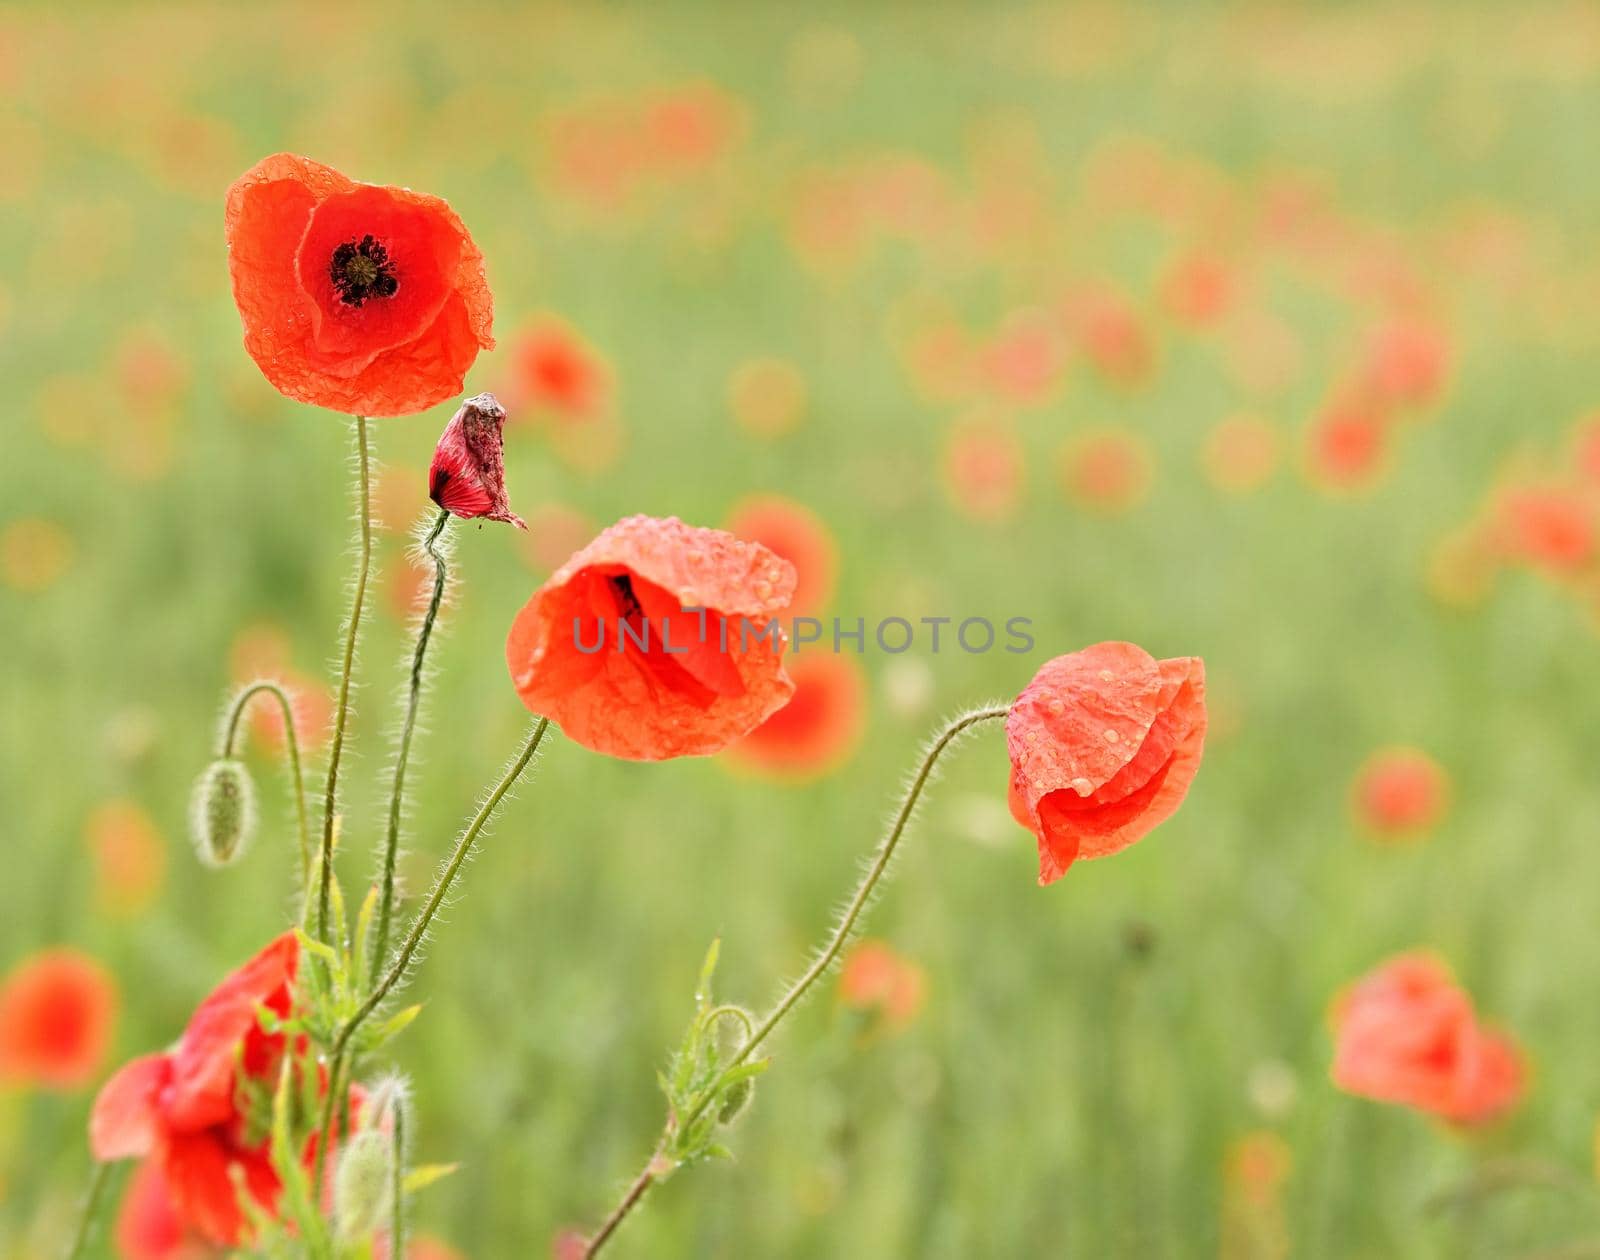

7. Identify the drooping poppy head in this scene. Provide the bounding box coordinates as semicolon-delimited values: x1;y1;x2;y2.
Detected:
505;515;797;760
428;392;525;529
723;495;837;617
225;154;493;417
1006;642;1207;885
91;933;302;1245
1350;747;1450;840
0;948;117;1090
1329;951;1525;1127
724;651;867;781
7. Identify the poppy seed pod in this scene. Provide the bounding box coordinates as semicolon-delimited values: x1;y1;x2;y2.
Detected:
334;1126;394;1242
188;759;257;868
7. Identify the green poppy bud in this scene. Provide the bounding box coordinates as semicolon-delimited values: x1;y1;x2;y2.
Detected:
189;758;256;868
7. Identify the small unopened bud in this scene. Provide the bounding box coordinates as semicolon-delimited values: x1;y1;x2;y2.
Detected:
188;758;256;868
717;1077;754;1125
334;1127;394;1243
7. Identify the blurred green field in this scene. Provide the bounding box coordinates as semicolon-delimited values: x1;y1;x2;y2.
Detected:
5;3;1600;1256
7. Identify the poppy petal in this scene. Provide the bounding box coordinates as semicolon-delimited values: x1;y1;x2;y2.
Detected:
89;1053;171;1160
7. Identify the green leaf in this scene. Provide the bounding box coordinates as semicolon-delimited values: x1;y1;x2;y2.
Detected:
352;885;379;982
694;938;721;1012
403;1163;461;1195
364;1004;423;1050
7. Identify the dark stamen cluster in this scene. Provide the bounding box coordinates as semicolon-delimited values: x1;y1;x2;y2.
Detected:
609;574;644;619
329;235;399;307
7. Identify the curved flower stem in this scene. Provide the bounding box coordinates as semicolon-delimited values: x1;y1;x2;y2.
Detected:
63;1160;113;1260
317;415;373;947
315;718;551;1177
221;680;313;898
581;705;1008;1258
371;507;452;988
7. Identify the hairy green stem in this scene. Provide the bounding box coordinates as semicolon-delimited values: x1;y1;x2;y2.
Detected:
390;1091;407;1260
222;680;313;897
63;1160;113;1260
371;508;452;988
315;719;551;1173
317;415;373;947
581;705;1008;1258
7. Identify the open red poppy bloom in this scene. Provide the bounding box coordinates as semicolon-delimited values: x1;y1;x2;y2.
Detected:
0;948;117;1090
1330;952;1524;1126
428;392;525;528
1007;642;1206;885
506;515;796;760
225;153;493;417
90;933;332;1246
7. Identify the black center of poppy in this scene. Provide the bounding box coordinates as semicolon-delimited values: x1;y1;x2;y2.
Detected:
329;235;399;307
608;574;644;619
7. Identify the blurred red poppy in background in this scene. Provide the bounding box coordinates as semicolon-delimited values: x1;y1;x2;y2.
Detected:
505;319;610;421
1330;952;1524;1126
1007;642;1207;885
1350;747;1449;840
838;939;927;1032
225;153;493;416
90;933;334;1246
723;494;837;617
725;652;866;781
0;948;117;1090
506;515;796;759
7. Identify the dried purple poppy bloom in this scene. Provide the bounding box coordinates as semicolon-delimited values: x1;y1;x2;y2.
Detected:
428;392;525;528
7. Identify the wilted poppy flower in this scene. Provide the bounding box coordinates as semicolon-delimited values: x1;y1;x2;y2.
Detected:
225;153;493;417
1351;747;1449;840
723;495;837;616
90;933;332;1245
942;415;1025;522
1330;952;1524;1126
725;652;866;781
1007;642;1207;884
506;515;797;759
1059;429;1153;515
838;940;927;1032
428;392;525;528
0;949;116;1090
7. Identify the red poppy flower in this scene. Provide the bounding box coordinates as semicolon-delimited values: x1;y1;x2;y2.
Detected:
1304;402;1390;493
1007;642;1207;885
1494;482;1596;575
1351;747;1449;840
86;800;167;918
723;495;837;617
838;940;927;1031
506;515;796;760
428;392;525;528
225;153;493;417
0;948;117;1090
725;651;866;781
942;416;1025;522
89;933;326;1246
1059;430;1153;516
1330;952;1524;1126
507;320;609;421
114;1159;212;1260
